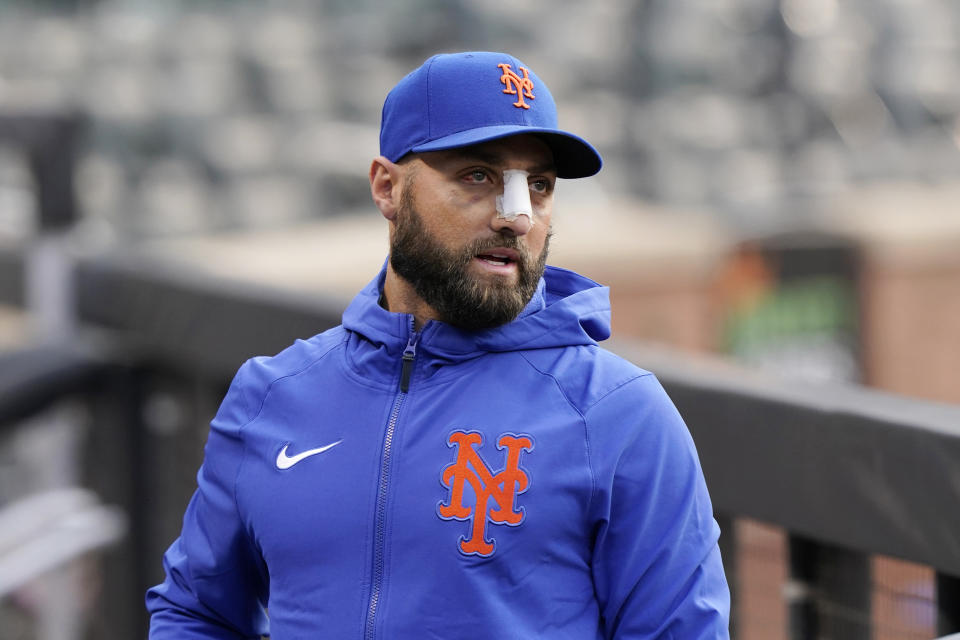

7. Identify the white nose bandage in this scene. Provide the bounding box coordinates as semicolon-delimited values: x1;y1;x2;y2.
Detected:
495;169;534;224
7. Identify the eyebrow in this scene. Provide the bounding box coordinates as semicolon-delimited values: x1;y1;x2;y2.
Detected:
454;150;556;175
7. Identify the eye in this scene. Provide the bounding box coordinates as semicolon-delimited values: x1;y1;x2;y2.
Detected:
463;169;491;184
529;177;553;194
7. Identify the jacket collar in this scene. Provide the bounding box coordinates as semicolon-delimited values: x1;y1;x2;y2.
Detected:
341;261;611;381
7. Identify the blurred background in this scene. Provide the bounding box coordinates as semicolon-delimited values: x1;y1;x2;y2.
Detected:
1;0;958;638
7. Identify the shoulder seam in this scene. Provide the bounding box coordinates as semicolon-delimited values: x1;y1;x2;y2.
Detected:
582;370;652;414
245;333;348;426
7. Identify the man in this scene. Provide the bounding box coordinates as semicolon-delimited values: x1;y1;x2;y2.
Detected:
147;51;730;638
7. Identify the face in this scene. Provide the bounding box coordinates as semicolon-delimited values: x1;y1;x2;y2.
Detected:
389;135;556;330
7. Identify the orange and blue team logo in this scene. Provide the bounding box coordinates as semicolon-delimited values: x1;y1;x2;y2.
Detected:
438;430;533;557
498;63;535;109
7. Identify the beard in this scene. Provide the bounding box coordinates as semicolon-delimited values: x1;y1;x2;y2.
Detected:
390;189;549;331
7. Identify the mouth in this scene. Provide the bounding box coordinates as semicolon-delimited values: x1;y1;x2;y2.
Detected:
474;248;520;269
477;253;513;267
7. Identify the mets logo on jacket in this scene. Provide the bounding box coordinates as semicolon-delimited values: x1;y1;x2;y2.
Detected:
437;430;534;557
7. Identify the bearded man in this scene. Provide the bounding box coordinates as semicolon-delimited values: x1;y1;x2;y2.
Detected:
147;51;730;639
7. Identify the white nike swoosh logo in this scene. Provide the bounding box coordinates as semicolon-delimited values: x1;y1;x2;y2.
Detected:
276;440;343;470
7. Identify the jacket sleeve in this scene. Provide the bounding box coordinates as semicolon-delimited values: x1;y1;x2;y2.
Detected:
146;360;270;639
587;374;730;639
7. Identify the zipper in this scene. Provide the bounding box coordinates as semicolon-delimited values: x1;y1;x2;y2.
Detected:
399;333;418;393
365;326;419;640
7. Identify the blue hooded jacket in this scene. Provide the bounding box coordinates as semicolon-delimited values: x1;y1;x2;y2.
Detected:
146;264;730;639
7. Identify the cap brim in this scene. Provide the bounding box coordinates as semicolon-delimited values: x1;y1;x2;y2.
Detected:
410;125;602;179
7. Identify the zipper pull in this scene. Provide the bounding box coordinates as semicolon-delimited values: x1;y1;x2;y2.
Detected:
399;332;418;393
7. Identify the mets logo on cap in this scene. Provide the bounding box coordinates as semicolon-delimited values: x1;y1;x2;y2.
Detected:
498;63;535;109
438;430;533;557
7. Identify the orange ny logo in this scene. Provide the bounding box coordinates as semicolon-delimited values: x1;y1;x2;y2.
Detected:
438;430;533;557
498;63;535;109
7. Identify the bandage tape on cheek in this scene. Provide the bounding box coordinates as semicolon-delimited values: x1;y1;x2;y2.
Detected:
495;169;535;224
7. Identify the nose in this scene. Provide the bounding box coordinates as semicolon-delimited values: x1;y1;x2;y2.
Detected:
492;169;534;235
491;211;533;236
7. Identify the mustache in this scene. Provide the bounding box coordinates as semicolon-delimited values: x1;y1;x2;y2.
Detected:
471;233;521;252
466;233;531;263
465;228;552;265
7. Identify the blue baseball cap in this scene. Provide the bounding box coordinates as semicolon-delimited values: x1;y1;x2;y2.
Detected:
379;51;602;178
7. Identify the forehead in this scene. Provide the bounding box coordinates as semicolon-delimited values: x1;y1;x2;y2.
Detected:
418;135;556;173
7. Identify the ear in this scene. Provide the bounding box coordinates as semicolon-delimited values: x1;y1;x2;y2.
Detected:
369;156;404;221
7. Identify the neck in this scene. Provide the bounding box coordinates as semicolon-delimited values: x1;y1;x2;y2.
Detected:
382;262;437;331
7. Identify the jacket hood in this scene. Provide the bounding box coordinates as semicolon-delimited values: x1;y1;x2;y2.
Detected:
342;263;610;366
